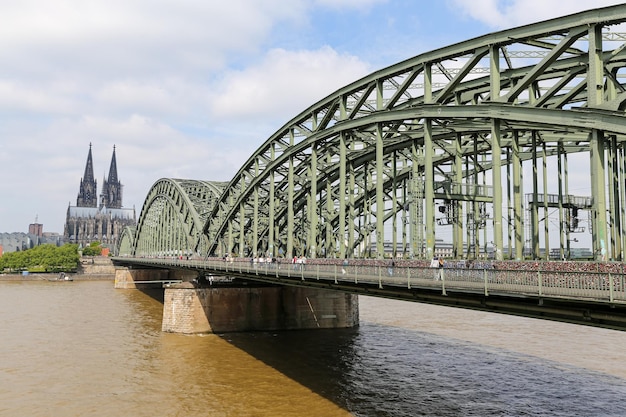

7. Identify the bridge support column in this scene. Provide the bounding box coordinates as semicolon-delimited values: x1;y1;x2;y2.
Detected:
114;267;170;288
162;284;359;334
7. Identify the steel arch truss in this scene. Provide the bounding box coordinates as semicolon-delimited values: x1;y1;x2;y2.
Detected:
198;5;626;262
127;178;227;257
117;226;136;256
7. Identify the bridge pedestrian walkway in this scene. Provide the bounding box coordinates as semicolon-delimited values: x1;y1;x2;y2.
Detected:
115;256;626;304
113;256;626;329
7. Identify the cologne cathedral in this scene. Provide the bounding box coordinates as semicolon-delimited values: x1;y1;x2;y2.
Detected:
63;144;136;249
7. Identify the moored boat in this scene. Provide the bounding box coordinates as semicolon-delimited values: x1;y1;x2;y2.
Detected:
48;272;73;282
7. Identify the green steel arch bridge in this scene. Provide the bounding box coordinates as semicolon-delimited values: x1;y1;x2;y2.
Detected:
113;6;626;329
118;5;626;263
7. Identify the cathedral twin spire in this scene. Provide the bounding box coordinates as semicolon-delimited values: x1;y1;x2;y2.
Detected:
102;145;122;209
77;144;97;208
76;144;123;209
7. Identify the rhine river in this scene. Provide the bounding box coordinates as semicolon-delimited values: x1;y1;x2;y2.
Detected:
1;279;626;417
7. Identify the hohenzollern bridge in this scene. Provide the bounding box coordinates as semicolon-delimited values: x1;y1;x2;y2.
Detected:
118;5;626;263
113;6;626;332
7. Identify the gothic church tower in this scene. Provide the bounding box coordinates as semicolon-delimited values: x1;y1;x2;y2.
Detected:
100;145;123;209
76;143;97;207
64;144;136;251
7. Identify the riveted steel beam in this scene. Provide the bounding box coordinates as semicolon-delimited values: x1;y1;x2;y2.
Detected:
129;6;626;262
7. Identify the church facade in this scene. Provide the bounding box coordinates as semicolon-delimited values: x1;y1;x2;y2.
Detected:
64;144;136;250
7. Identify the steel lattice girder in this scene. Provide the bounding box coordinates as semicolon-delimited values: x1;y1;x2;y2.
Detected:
199;4;626;259
117;226;136;256
204;106;622;254
130;178;227;256
126;4;626;260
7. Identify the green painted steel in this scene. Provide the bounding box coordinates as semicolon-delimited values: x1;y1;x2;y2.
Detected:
121;178;227;257
117;226;135;256
119;5;626;262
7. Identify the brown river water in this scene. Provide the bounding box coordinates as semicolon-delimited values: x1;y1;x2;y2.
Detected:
1;279;625;416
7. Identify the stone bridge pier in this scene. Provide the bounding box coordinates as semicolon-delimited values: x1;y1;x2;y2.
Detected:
114;267;181;289
115;267;359;334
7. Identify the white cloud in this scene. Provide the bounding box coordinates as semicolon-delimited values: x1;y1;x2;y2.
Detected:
447;0;626;29
0;1;307;80
0;80;78;114
209;47;371;123
94;80;187;118
314;0;388;11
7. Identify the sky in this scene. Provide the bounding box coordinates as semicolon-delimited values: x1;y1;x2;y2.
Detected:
0;0;623;235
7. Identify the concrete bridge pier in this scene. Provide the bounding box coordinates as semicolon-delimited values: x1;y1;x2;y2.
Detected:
114;267;198;289
161;284;359;334
115;267;359;333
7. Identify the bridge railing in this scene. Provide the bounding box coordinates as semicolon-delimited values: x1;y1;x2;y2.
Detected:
116;257;626;303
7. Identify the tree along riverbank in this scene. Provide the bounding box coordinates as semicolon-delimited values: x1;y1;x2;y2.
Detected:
0;273;113;281
0;256;115;281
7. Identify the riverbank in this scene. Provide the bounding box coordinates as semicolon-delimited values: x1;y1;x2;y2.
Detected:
0;273;113;281
0;256;115;281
